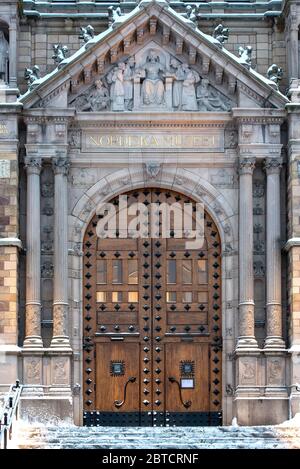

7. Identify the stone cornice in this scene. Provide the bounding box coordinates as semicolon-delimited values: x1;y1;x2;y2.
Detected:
232;108;286;124
74;111;232;128
23;109;75;125
0;237;22;249
284;237;300;252
238;143;282;158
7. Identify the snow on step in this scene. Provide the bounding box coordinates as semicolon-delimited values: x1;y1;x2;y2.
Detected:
9;421;300;449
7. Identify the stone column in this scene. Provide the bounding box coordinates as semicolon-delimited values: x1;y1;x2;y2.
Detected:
23;157;43;348
50;157;71;349
289;26;299;80
9;18;17;88
264;158;285;350
237;157;258;350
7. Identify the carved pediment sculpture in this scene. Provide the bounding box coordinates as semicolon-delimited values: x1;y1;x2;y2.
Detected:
69;48;233;113
20;0;288;111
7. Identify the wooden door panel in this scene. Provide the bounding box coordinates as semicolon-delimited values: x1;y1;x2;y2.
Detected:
95;342;140;412
165;343;210;413
83;188;222;426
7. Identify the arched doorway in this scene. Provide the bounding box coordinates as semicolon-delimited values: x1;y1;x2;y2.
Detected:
82;189;222;426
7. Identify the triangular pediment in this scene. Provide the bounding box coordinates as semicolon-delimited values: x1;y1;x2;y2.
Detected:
19;0;288;111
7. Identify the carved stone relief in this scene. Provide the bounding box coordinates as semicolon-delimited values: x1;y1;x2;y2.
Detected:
240;358;256;385
68;46;234;113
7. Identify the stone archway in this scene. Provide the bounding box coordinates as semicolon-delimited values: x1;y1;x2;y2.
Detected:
82;187;223;426
69;168;237;426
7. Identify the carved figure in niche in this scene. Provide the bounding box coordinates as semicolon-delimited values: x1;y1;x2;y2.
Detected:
24;65;41;90
238;45;252;69
79;25;95;43
123;57;135;111
181;63;200;111
170;58;185;110
136;50;165;105
107;62;126;111
0;31;9;81
76;79;109;111
197;79;231;111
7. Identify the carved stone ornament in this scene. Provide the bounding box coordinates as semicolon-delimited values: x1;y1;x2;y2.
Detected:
41;261;54;278
264;158;282;174
238;46;252;69
145;162;161;179
253;180;264;198
213;24;229;45
182;5;198;25
24;65;41;90
68;49;234;113
25;157;42;173
79;25;95;43
108;6;123;28
52;44;69;66
267;64;283;88
42;183;54;200
52;157;70;176
239;158;255;174
253;260;265;277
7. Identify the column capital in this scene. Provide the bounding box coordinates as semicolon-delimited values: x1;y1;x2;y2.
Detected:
52;157;70;176
239;157;256;175
264;157;283;174
24;157;43;175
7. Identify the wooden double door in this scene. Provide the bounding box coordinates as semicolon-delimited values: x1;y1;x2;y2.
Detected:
83;189;222;426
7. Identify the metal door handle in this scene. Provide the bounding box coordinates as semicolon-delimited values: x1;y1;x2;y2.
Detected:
114;377;136;408
168;377;192;409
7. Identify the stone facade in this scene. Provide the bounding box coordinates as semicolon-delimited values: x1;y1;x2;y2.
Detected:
1;0;300;426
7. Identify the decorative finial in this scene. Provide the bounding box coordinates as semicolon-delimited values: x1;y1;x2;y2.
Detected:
238;46;252;69
24;65;40;90
79;25;95;43
266;64;283;89
213;24;229;45
52;44;69;66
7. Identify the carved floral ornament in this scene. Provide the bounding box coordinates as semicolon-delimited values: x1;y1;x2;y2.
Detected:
68;48;233;113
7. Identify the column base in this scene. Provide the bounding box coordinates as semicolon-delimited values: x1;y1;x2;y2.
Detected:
50;335;72;350
23;336;43;349
236;336;259;351
264;336;286;350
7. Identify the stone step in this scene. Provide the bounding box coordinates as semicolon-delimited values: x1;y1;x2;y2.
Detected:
11;424;300;449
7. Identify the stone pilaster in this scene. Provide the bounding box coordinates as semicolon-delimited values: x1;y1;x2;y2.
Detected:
50;156;71;349
23;157;43;349
237;157;259;350
264;158;285;350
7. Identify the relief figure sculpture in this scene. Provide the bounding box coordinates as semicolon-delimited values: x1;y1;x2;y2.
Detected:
181;64;200;111
123;57;135;111
136;50;165;105
109;62;126;111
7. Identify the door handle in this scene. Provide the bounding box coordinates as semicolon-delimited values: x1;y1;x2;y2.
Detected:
114;377;136;408
168;377;192;409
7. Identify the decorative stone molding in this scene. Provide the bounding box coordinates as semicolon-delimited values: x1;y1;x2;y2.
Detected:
0;237;22;249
